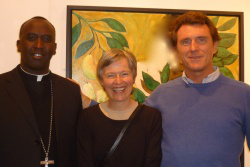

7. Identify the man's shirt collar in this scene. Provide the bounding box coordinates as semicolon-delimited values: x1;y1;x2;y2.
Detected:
19;65;51;82
182;66;220;84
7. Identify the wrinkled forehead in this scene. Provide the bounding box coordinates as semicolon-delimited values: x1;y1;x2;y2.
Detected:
19;19;56;39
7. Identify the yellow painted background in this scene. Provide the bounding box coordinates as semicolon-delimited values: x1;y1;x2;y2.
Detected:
71;11;241;101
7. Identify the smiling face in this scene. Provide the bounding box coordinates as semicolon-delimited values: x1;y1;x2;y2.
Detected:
100;57;135;104
17;18;57;75
176;24;218;80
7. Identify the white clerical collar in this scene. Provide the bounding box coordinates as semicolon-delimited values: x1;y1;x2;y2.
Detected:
20;66;50;82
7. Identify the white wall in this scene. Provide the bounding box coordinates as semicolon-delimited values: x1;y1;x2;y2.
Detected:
0;0;249;165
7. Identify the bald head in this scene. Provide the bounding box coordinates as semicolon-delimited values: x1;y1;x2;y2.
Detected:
17;16;57;75
19;16;56;39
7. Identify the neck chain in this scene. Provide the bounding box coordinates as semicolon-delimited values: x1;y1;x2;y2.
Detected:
40;80;55;166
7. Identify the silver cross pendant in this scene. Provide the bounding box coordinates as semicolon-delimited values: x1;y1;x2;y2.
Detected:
40;157;54;167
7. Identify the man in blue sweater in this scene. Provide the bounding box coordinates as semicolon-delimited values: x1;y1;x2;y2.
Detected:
145;11;250;167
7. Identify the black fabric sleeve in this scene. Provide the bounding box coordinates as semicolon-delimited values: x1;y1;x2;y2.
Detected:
76;108;95;167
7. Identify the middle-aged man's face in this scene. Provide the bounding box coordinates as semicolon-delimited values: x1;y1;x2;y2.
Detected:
176;24;218;77
17;18;57;75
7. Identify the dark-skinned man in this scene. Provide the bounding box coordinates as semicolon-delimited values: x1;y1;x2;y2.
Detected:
0;16;95;167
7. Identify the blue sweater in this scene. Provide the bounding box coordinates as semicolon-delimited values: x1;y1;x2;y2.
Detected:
145;74;250;167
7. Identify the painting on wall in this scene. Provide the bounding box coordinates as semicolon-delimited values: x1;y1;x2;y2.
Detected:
66;6;244;103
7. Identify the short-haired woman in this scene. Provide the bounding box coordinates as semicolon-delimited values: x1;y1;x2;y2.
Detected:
77;49;162;167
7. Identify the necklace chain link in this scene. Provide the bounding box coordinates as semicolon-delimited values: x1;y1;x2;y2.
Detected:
40;80;53;159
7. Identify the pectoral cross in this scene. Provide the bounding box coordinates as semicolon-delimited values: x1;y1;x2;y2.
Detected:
40;157;54;167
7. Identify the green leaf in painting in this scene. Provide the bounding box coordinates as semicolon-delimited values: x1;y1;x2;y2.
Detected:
219;67;235;79
101;18;126;32
102;50;106;56
216;47;232;58
211;16;219;26
133;87;147;103
72;22;81;46
221;54;238;65
218;33;236;48
160;63;170;83
213;56;223;67
212;60;224;67
218;18;237;31
110;32;129;48
213;56;222;62
106;37;124;50
142;71;160;91
75;38;95;59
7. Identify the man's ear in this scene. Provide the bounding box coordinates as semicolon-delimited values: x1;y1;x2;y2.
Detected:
213;41;219;54
53;43;57;55
174;49;182;63
16;40;21;53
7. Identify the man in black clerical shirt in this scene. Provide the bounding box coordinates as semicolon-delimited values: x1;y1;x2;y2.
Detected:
0;17;90;167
